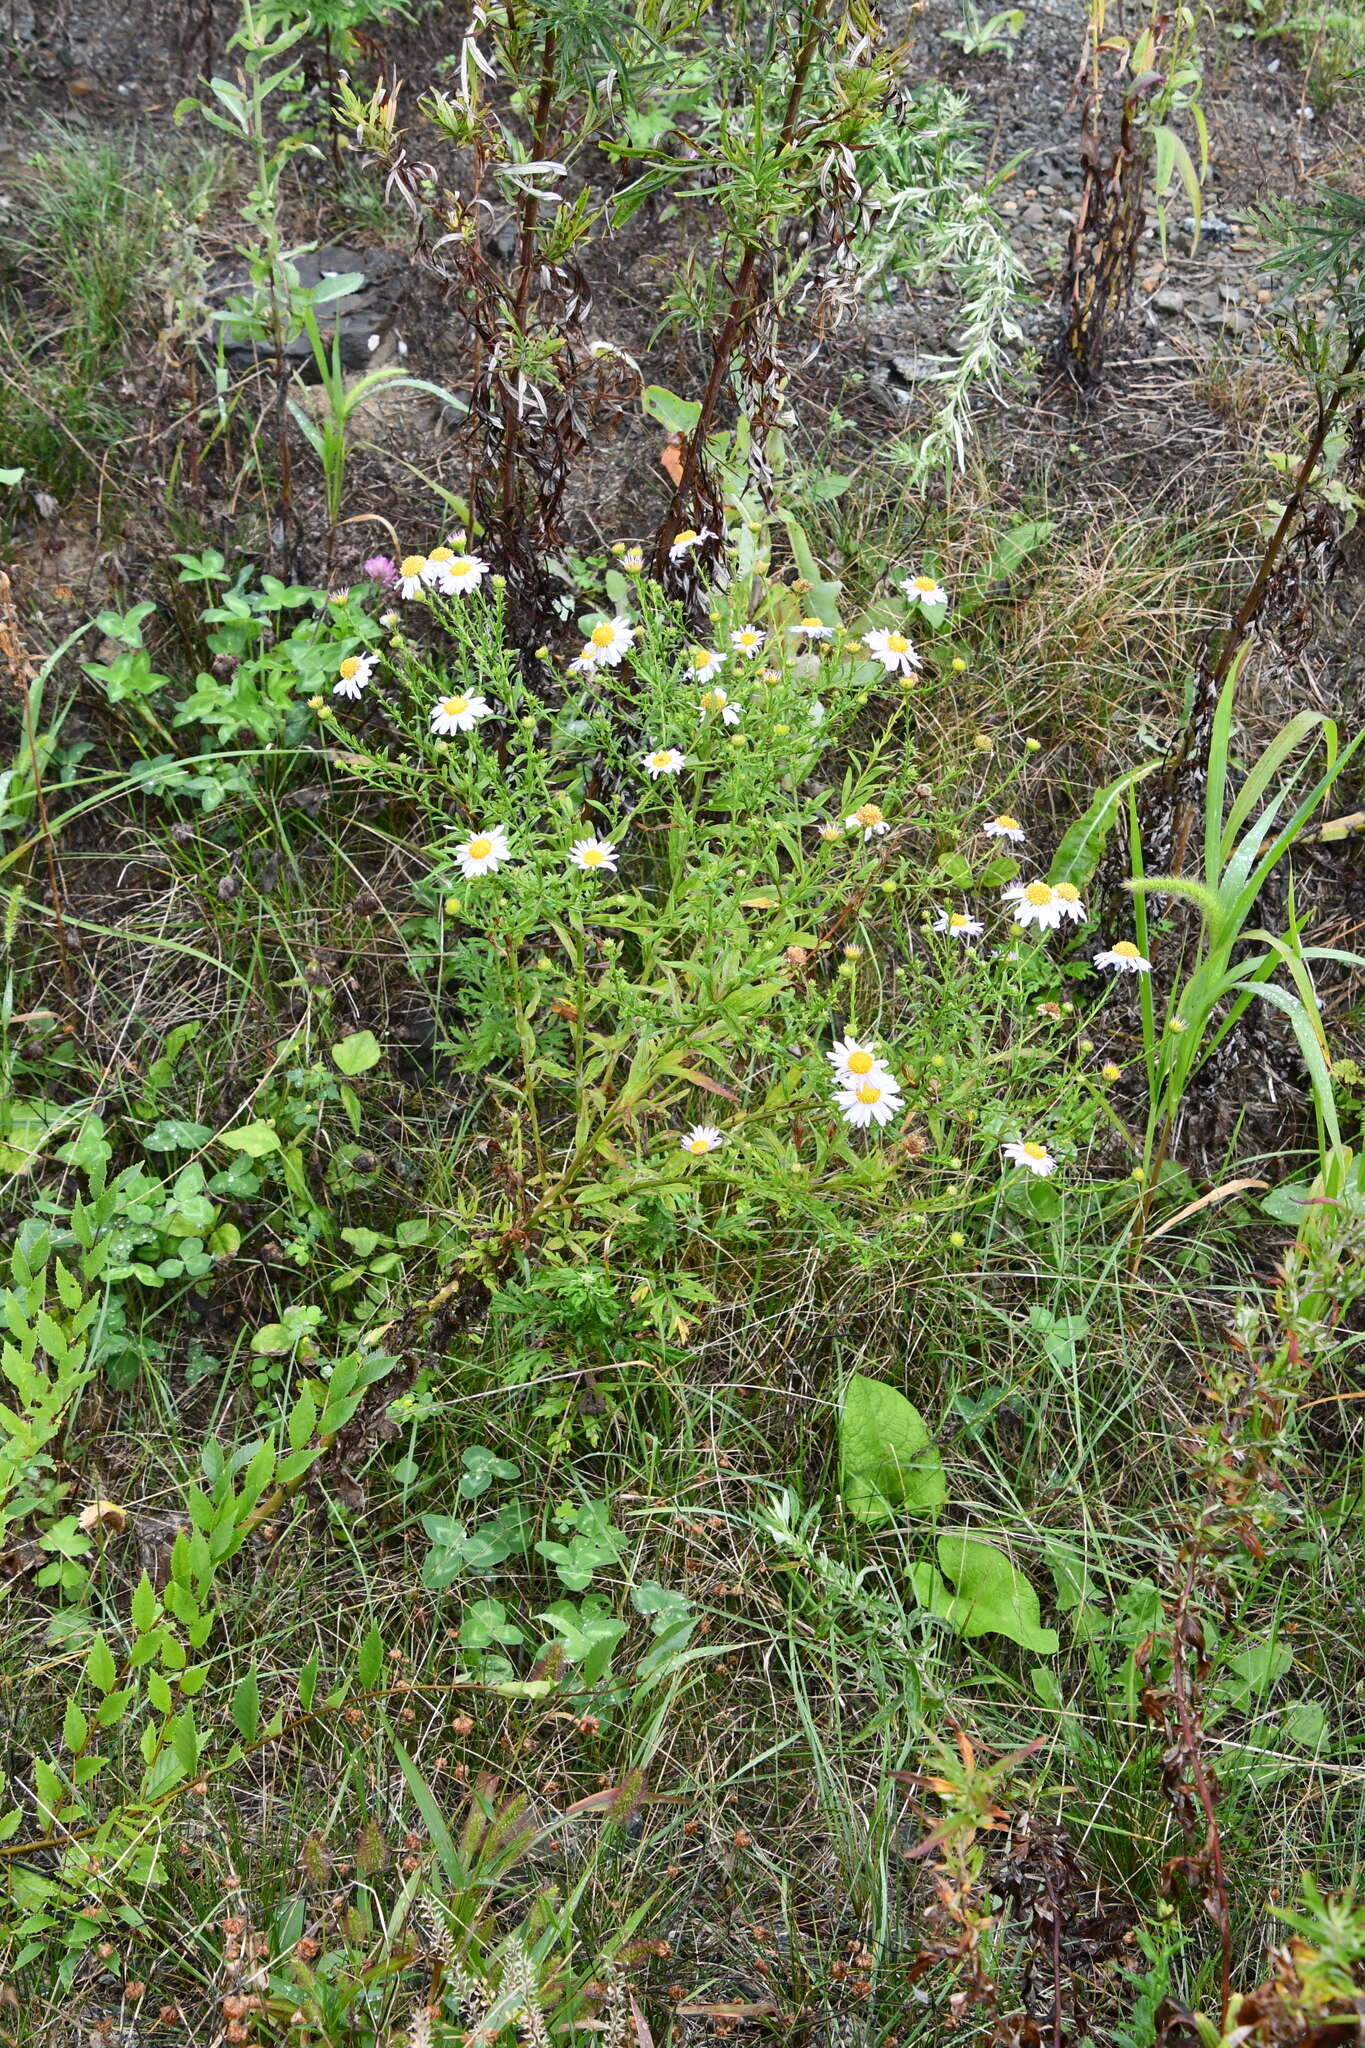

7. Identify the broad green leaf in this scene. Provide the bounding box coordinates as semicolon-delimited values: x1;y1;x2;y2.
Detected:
62;1700;88;1752
331;1029;382;1075
130;1572;158;1634
1049;761;1159;889
217;1122;280;1157
642;384;701;434
914;1535;1059;1653
86;1636;117;1693
1260;1182;1312;1225
985;517;1054;584
838;1374;946;1525
357;1625;384;1689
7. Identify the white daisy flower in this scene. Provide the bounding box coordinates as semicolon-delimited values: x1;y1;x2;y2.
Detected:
899;571;948;609
827;1035;894;1088
1052;881;1087;923
1005;880;1064;931
730;625;765;658
862;627;922;676
421;546;458;592
620;545;644;574
641;746;686;779
398;554;428;599
689;647;726;683
668;527;713;562
932;909;984;938
1002;1140;1056;1176
680;1124;723;1155
844;802;889;842
569;836;618;874
698;687;741;726
582;617;635;667
983;812;1026;843
430;691;493;735
444;551;490;595
837;1076;905;1129
454;826;509;879
788;615;833;643
1094;940;1152;974
333;652;376;699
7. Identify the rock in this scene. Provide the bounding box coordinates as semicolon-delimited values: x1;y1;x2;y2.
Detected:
1153;288;1185;312
1179;212;1235;247
1021;202;1047;226
204;244;406;382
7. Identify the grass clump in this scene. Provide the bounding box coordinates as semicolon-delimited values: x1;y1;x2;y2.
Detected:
0;127;220;497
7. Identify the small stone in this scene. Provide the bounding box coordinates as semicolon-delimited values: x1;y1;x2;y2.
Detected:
1022;203;1047;226
1153;288;1185;313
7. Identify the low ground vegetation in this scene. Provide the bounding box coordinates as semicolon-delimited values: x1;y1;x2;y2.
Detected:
1;0;1365;2041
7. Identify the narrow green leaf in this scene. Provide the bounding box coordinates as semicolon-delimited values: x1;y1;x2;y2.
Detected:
232;1668;260;1743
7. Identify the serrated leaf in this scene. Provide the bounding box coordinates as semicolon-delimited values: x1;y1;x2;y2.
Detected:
86;1636;117;1693
130;1572;158;1634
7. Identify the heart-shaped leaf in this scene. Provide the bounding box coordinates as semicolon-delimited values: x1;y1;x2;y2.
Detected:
839;1374;946;1524
912;1535;1058;1653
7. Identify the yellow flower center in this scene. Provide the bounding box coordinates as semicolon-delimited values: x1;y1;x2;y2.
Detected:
847;1049;876;1075
737;632;759;648
1022;1142;1048;1162
449;556;471;575
1024;882;1053;906
443;696;469;717
994;814;1020;832
886;633;910;654
428;547;453;565
913;576;938;593
855;1082;882;1105
400;556;426;578
649;752;672;769
701;690;726;711
1055;882;1081;903
676;529;698;548
801;616;823;630
340;657;360;679
581;847;605;867
856;803;883;827
949;914;969;929
466;836;493;860
1113;941;1139;959
591;623;617;648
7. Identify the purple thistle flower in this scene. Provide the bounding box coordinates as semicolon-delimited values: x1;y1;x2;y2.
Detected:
363;554;398;587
